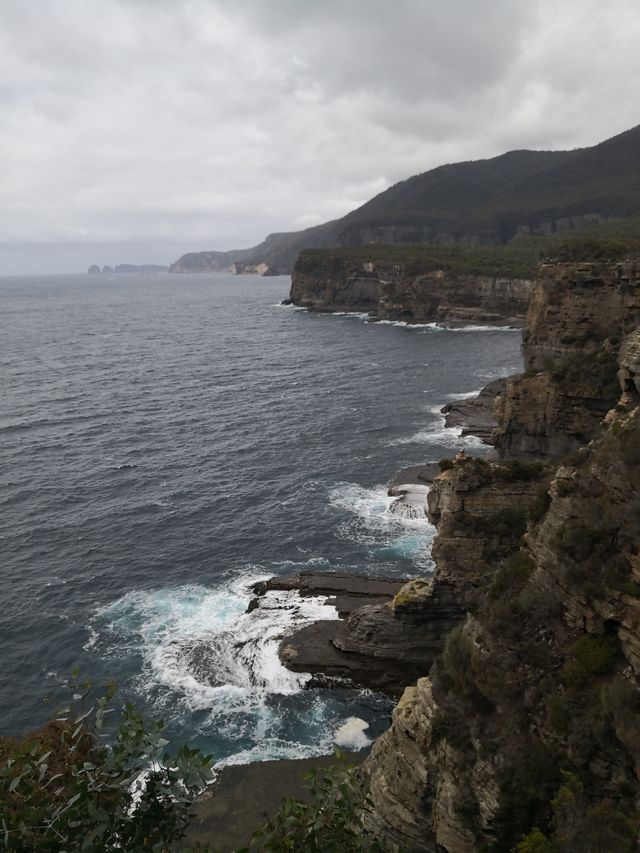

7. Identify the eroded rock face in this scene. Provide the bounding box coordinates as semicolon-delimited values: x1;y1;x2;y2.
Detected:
377;272;532;326
619;328;640;401
492;261;640;459
290;256;384;312
492;371;609;459
523;261;640;371
290;252;533;325
427;456;542;589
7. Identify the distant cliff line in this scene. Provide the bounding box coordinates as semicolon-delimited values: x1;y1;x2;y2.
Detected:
170;123;640;275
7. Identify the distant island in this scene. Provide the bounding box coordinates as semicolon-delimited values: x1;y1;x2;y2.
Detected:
87;264;169;274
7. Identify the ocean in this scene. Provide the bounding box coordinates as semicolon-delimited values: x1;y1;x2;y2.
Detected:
0;271;522;763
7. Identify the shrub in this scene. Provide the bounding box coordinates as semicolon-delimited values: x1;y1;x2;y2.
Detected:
546;695;571;735
553;522;616;563
456;509;527;540
554;479;576;497
245;752;384;852
600;676;640;760
562;635;617;686
513;828;552;853
0;678;214;851
438;458;454;471
550;772;638;853
488;550;535;601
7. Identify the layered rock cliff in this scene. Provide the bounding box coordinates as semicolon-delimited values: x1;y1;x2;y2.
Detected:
357;262;640;851
492;260;640;459
290;249;534;325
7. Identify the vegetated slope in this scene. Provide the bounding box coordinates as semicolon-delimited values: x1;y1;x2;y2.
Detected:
171;124;640;273
337;124;640;243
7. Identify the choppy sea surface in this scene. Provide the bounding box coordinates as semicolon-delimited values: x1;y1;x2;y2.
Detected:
1;272;522;762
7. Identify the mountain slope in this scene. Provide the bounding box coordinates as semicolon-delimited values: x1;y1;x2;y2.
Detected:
171;124;640;274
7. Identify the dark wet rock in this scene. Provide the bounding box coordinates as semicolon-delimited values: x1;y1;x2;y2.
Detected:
280;297;292;305
249;571;406;617
388;463;440;491
279;618;434;697
440;378;506;442
304;672;358;690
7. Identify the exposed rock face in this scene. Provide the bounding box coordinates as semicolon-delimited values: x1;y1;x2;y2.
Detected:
523;261;640;372
290;252;533;325
440;379;506;443
329;580;465;696
492;260;640;459
289;256;383;312
377;271;532;326
426;456;543;590
358;262;640;851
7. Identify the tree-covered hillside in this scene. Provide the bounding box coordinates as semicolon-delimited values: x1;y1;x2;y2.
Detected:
172;125;640;274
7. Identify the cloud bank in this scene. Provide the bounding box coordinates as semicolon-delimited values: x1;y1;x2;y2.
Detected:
1;0;640;272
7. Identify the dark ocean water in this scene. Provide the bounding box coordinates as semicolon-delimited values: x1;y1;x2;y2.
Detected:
0;272;522;763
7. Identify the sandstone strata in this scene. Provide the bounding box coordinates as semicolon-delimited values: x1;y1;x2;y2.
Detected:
290;252;533;325
491;260;640;459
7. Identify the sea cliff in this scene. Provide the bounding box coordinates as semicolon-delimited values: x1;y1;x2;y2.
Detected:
354;259;640;851
257;257;640;850
290;248;534;325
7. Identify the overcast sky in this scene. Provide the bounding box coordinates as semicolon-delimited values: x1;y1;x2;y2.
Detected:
2;0;640;274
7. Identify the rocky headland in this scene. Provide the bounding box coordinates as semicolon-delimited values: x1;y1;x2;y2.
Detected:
244;256;640;851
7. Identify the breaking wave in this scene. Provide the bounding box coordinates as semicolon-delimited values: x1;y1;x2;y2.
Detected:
327;483;434;569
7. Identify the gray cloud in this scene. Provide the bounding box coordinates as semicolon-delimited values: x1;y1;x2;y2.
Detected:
1;0;640;273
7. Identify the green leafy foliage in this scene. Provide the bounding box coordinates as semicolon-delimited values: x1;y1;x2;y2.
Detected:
241;752;384;853
513;827;552;853
513;772;639;852
0;678;214;851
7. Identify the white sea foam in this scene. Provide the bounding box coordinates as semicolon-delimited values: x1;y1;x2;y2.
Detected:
445;388;484;401
330;311;371;320
88;575;339;719
388;425;486;450
273;302;308;311
448;324;520;332
334;717;371;750
388;484;430;520
327;482;435;567
371;319;442;330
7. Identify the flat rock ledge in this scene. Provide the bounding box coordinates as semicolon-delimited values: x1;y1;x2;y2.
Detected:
248;571;406;617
